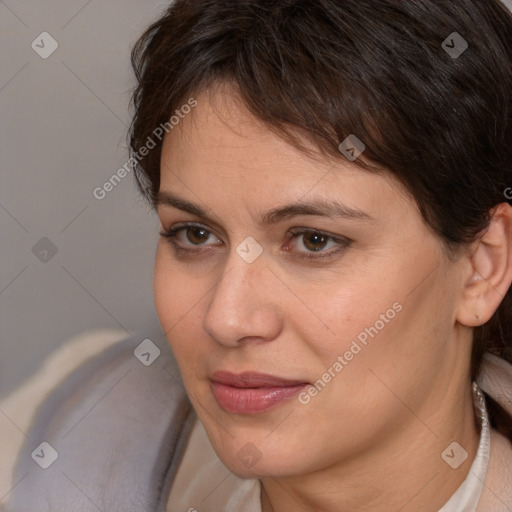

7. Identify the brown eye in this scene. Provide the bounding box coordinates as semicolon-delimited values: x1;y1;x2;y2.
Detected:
159;223;221;251
186;226;210;245
286;228;350;261
302;232;329;251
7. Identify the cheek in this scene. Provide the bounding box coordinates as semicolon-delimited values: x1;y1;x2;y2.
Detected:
153;246;211;370
153;246;201;331
153;250;177;333
153;249;194;357
287;271;404;363
309;270;451;419
290;264;440;407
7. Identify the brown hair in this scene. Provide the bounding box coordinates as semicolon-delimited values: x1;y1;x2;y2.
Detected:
128;0;512;440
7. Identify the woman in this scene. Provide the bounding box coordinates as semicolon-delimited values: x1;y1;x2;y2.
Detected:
5;0;512;510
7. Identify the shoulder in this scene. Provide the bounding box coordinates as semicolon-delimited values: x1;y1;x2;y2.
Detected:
476;352;512;511
1;330;194;512
476;429;512;511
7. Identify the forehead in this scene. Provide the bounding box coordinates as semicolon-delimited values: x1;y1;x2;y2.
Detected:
160;87;316;177
159;87;415;220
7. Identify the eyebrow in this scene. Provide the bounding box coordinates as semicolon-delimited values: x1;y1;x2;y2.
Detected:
155;191;375;225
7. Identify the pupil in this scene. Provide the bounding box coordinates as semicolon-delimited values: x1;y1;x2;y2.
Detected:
187;227;209;244
304;233;327;251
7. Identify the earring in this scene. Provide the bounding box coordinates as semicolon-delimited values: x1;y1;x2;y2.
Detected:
475;313;481;324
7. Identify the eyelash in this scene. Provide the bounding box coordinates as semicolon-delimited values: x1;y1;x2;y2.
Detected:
159;223;351;262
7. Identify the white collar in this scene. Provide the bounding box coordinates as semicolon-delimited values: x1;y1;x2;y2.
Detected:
437;382;490;511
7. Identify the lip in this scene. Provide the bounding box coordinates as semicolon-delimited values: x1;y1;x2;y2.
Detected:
210;371;310;414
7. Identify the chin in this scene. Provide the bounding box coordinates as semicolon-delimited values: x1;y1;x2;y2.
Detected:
218;450;300;480
202;428;306;479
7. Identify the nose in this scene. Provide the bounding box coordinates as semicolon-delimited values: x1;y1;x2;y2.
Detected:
202;250;283;347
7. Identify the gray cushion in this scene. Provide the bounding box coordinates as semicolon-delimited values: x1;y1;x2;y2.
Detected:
6;333;194;511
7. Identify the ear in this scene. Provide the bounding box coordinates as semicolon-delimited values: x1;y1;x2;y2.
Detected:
456;202;512;327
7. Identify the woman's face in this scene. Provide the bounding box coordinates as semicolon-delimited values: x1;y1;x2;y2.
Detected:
154;87;470;479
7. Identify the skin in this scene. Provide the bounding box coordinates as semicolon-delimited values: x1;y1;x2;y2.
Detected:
153;84;512;512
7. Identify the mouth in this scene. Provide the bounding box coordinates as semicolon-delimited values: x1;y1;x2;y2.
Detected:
209;371;310;414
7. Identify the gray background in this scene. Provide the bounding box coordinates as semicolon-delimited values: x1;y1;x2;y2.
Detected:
1;0;169;399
